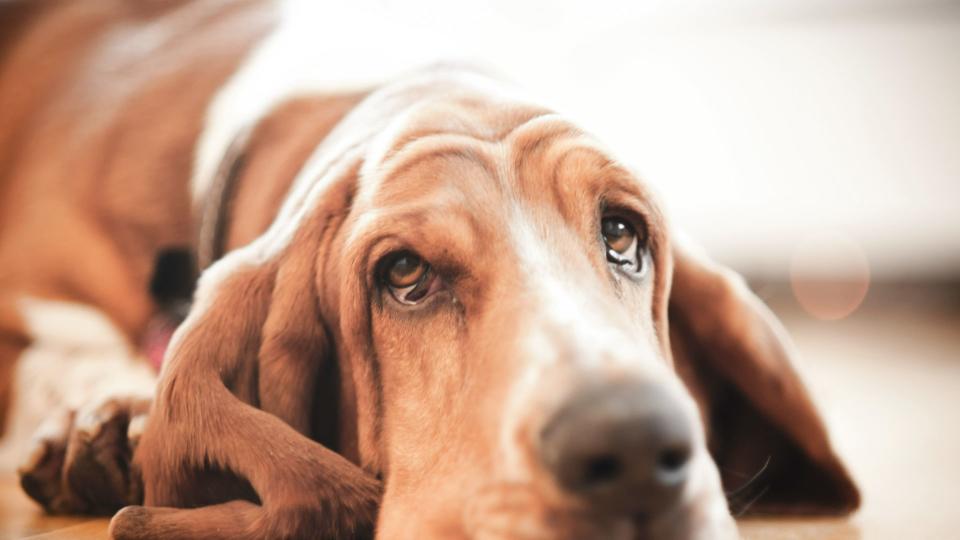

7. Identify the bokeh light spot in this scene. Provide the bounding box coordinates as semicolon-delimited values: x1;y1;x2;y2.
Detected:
790;229;871;321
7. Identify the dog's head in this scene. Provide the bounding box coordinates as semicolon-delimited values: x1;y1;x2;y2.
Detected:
183;69;858;538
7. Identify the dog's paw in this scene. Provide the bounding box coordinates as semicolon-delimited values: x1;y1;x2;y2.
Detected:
18;395;151;515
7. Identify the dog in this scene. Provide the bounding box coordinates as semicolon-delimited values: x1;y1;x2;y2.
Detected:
0;1;859;538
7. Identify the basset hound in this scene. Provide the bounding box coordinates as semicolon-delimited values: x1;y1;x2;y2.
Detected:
0;1;859;539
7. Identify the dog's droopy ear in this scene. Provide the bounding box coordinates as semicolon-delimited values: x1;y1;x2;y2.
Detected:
667;238;860;516
122;168;380;538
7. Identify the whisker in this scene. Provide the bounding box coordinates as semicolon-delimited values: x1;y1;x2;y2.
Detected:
724;455;771;498
720;467;755;480
733;484;771;518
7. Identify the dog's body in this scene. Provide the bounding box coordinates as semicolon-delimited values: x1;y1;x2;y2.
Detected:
0;2;858;538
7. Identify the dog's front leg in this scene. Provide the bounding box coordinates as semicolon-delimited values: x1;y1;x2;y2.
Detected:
112;381;381;540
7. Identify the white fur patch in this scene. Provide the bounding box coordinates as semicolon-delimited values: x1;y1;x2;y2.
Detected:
17;297;129;350
508;205;659;369
0;299;155;469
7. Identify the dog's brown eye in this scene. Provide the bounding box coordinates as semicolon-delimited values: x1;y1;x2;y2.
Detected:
387;253;426;288
602;217;636;254
381;251;440;305
601;216;647;276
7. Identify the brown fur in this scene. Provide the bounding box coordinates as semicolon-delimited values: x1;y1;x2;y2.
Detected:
224;94;370;254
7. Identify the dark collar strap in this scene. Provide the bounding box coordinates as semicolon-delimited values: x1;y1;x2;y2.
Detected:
196;126;251;271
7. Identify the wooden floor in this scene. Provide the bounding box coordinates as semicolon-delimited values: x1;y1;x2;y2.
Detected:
1;289;958;539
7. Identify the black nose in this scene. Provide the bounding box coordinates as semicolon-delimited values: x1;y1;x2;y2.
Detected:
539;382;694;515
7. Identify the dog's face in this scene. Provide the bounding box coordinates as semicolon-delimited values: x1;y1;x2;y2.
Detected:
317;81;728;538
168;71;857;539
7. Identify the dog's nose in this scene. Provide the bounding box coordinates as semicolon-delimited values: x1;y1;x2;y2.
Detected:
539;382;694;515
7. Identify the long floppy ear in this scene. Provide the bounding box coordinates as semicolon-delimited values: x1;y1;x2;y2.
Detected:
667;237;860;516
115;167;380;539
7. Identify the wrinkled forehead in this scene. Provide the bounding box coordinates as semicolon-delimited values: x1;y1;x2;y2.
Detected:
356;87;552;209
349;82;653;238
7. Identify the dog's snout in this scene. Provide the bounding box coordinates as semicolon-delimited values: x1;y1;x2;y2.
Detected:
539;382;693;515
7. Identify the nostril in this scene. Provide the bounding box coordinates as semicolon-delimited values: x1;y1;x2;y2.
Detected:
582;454;623;486
655;446;691;484
658;447;689;471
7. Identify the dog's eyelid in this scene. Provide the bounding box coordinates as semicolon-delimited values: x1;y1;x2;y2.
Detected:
597;189;653;233
607;248;632;265
376;249;422;282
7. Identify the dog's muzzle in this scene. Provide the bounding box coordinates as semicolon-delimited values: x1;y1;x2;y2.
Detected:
538;381;695;518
